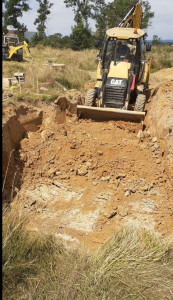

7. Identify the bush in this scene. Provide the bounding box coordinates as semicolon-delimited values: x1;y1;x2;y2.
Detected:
70;22;94;51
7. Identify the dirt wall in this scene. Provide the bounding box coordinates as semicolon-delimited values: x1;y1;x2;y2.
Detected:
145;69;173;184
2;104;43;202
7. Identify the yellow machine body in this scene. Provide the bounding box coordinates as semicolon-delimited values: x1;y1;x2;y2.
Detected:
2;33;32;61
8;40;32;60
77;2;151;122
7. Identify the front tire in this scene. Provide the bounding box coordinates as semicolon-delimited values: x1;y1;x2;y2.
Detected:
85;89;96;106
134;94;146;111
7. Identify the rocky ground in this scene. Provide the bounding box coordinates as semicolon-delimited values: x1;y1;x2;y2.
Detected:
2;68;173;252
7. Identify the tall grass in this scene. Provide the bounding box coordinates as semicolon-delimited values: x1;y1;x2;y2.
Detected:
3;208;173;300
3;45;173;103
96;228;173;299
148;45;173;72
2;47;97;100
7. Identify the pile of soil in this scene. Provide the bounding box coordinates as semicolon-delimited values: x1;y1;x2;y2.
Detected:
2;68;173;251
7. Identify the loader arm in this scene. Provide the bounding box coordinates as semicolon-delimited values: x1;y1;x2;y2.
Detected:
23;41;32;58
118;2;142;29
8;41;32;59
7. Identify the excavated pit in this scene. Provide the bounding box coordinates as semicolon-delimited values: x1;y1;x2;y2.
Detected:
2;68;173;251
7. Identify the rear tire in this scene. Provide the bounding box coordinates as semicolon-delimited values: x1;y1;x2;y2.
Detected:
85;89;96;106
134;94;146;111
2;46;9;60
17;49;23;62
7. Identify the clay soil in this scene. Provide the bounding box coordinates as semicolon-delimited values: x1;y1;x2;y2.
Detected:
2;68;173;252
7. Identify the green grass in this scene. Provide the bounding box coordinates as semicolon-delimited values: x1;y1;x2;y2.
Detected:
3;208;173;300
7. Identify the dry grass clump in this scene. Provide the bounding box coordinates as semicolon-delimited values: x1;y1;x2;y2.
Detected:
3;208;173;300
2;60;26;78
149;45;173;72
58;64;91;90
26;61;58;87
95;228;173;299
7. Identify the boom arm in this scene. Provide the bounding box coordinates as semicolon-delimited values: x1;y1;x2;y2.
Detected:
8;41;32;59
118;2;142;29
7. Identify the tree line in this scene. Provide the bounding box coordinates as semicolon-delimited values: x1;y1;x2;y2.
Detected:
2;0;154;50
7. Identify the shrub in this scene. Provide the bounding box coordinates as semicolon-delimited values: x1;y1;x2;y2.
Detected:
70;22;94;51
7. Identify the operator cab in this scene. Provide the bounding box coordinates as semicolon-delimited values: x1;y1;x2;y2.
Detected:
103;38;137;67
100;27;147;69
102;33;148;84
3;34;19;47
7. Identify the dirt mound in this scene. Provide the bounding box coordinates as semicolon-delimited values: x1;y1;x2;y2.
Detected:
2;68;173;251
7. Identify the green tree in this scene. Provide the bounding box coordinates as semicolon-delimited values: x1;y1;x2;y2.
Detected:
70;20;93;50
34;0;53;39
140;0;154;28
95;0;154;42
64;0;105;26
152;35;162;45
3;0;31;32
30;33;42;46
30;32;71;49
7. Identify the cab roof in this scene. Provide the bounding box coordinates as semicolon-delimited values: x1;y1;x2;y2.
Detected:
106;27;145;39
4;34;19;38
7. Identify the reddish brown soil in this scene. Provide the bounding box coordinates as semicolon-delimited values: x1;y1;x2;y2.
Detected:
3;68;173;252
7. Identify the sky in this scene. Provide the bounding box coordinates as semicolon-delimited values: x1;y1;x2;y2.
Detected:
18;0;173;40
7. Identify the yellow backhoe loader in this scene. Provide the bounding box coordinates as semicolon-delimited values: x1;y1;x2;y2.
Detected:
77;2;151;122
2;33;32;61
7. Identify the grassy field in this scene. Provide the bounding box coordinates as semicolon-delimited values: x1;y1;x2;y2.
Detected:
149;45;173;72
3;208;173;300
2;47;98;103
2;45;173;103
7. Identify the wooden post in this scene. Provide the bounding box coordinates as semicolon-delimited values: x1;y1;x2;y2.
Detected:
18;71;22;94
36;74;39;94
33;77;35;90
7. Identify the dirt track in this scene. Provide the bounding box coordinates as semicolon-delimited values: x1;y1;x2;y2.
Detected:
3;68;173;251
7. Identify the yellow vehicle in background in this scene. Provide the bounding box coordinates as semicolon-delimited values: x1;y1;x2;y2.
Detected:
2;33;32;61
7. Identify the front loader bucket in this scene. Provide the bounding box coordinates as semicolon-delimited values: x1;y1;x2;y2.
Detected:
77;105;145;122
